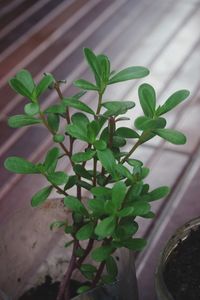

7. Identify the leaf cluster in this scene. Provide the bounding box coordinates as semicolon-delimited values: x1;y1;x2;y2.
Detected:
4;48;189;293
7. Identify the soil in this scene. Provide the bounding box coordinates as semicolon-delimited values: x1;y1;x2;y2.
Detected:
18;276;81;300
164;226;200;300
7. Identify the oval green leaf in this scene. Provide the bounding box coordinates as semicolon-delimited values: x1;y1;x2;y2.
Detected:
109;66;149;84
31;185;53;207
4;156;39;174
139;83;156;117
8;114;41;128
154;128;187;144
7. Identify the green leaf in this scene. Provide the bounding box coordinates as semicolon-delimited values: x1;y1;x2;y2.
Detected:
132;201;150;216
83;48;101;87
112;136;126;148
47;172;69;185
97;149;116;176
95;216;116;238
64;175;77;190
47;113;60;132
154;128;187;144
71;150;96;163
76;222;94;240
142;211;155;219
101;274;116;284
97;54;110;83
53;134;65;143
71;112;89;127
88;199;106;215
157;90;190;116
87;121;100;143
102;101;135;116
31;185;53;207
138;83;156;117
74;79;98;91
122;238;147;251
36;74;54;97
118;201;150;217
80;264;97;273
24;103;40;116
149;186;170;201
9;78;32;99
114;164;132;181
115;127;139;139
8;114;41;128
64;240;74;248
45;103;66;114
94;139;107;150
119;219;139;236
91;187;112;198
50;220;66;230
134;116;166;131
63;98;95;115
72;91;87;99
108;66;149;84
44;147;60;172
91;245;114;262
106;256;118;277
140;167;150;179
64;196;87;215
112;181;126;209
76;179;92;191
77;285;90;294
127;159;143;168
4;156;39;174
73;164;92;180
16;69;35;94
65;124;88;142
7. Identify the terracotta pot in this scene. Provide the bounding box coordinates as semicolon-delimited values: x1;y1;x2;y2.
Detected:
155;217;200;300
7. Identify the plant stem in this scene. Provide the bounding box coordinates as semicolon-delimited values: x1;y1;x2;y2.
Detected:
96;93;102;115
56;240;79;300
93;157;97;186
54;82;70;124
39;111;73;165
77;238;94;266
120;139;141;164
51;182;68;197
108;117;115;149
91;261;106;288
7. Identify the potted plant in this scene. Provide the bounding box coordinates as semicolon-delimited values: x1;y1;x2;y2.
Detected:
4;48;190;300
155;217;200;300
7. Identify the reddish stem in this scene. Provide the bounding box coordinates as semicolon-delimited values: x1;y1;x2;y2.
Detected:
56;240;78;300
91;261;106;288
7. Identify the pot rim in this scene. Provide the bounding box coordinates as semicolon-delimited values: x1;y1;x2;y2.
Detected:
155;216;200;300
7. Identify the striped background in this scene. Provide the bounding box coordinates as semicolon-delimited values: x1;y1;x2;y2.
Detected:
1;0;200;299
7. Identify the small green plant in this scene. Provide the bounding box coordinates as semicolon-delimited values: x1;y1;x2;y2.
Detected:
4;48;189;300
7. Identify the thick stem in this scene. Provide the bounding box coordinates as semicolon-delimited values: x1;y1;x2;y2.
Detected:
108;117;115;149
91;261;106;288
56;240;78;300
77;238;94;267
77;177;82;200
96;93;102;115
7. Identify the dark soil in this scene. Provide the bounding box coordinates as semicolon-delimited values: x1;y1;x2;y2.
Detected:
18;276;81;300
164;226;200;300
